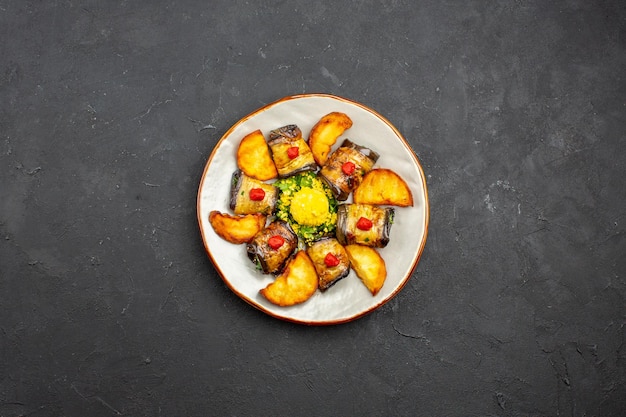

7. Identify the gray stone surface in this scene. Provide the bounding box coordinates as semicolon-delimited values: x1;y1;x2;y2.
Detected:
1;1;624;416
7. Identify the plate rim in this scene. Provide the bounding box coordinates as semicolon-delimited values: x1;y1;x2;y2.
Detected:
196;93;430;325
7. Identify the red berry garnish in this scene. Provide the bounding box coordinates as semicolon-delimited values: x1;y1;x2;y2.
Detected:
287;146;299;159
249;188;265;201
324;252;340;267
342;161;356;175
356;217;373;231
268;235;285;250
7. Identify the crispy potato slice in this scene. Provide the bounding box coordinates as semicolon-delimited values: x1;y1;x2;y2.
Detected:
345;244;386;296
308;112;353;166
260;251;318;306
353;168;414;207
209;210;266;244
237;129;278;181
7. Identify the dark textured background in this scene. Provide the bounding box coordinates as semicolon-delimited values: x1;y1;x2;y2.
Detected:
1;1;625;416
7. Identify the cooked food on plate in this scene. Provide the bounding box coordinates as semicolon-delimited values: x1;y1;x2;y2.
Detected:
208;211;267;244
246;220;298;274
336;203;394;248
236;129;278;181
274;171;338;244
267;125;317;178
260;251;319;306
345;244;387;296
208;111;414;307
308;112;353;166
259;251;317;307
230;170;278;215
353;168;414;207
318;139;379;201
306;237;350;290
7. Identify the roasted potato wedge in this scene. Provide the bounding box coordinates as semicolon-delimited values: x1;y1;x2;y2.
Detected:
353;168;414;207
308;112;353;166
345;244;387;296
237;129;278;181
260;251;318;306
209;211;266;244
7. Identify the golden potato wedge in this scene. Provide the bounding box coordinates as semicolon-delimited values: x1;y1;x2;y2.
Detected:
308;112;353;166
353;168;414;207
237;129;278;181
260;251;318;306
345;244;386;296
209;210;266;244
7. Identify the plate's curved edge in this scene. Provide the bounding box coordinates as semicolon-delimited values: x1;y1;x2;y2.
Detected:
196;93;430;325
195;95;325;317
323;95;431;325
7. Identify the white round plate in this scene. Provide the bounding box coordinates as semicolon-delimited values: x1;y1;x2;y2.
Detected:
197;94;429;325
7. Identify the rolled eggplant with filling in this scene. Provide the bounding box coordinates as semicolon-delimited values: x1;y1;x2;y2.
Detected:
335;203;394;248
267;124;317;178
318;139;379;201
306;237;350;291
247;220;298;274
230;170;278;215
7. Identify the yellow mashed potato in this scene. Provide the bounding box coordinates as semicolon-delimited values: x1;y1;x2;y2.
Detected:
290;188;330;226
274;171;337;243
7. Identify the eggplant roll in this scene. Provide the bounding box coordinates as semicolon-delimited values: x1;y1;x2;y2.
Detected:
319;139;379;200
267;124;317;178
336;204;394;248
306;237;350;291
247;220;298;274
230;170;278;215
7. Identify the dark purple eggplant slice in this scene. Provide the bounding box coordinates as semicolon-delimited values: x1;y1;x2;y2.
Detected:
336;203;394;248
246;220;298;274
306;237;350;291
230;170;278;215
318;139;379;200
267;124;317;178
